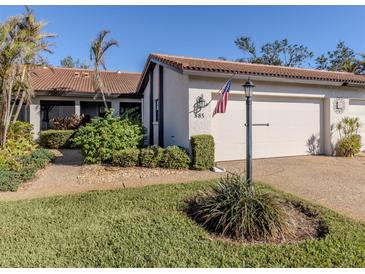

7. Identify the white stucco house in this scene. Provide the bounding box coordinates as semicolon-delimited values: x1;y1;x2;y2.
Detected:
24;67;142;139
137;54;365;161
24;54;365;162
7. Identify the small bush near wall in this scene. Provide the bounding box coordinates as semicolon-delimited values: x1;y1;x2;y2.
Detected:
190;134;215;170
335;117;362;157
112;149;140;167
159;146;191;169
39;130;75;149
139;146;164;168
336;135;361;157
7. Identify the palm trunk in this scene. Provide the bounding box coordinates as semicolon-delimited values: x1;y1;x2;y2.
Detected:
1;69;16;147
12;67;27;124
101;91;108;109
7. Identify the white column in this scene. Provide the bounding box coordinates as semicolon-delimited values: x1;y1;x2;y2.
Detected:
29;99;41;140
111;99;120;116
326;97;350;155
75;99;81;116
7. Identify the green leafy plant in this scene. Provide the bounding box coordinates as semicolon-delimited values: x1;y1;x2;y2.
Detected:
7;121;34;142
112;148;140;167
39;130;75;149
336;135;361;157
0;152;19;170
335;117;362;157
4;122;36;157
72;110;144;163
139;146;164;168
159;146;190;169
190;134;215;170
188;174;286;241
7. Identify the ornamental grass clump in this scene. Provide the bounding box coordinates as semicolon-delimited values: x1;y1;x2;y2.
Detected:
188;174;286;241
335;117;362;157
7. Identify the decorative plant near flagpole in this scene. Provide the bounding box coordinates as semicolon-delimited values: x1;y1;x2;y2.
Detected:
90;30;118;109
0;7;55;147
187;77;291;242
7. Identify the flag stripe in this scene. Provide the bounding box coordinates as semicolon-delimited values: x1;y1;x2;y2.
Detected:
213;79;232;116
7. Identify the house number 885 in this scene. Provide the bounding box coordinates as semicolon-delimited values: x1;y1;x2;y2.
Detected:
194;113;205;119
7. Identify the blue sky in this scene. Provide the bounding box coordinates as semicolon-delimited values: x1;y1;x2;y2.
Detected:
0;5;364;72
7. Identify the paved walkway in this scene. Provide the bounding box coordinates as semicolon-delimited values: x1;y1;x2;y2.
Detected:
218;155;365;222
0;150;84;201
0;150;220;201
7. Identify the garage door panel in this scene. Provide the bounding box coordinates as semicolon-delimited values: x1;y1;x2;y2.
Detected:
212;96;323;161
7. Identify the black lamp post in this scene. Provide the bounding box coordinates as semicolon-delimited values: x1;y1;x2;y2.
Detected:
243;79;255;195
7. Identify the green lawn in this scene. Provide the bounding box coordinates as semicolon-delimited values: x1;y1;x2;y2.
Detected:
0;180;364;267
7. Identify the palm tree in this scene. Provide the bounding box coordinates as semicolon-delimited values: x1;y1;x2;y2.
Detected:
0;7;55;146
90;30;118;109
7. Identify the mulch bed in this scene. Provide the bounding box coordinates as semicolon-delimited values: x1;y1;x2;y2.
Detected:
78;165;200;184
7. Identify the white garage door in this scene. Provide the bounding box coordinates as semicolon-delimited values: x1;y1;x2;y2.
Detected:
348;99;365;150
212;95;323;161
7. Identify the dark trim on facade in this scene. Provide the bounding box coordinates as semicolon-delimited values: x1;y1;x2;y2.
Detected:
149;67;154;145
158;65;164;147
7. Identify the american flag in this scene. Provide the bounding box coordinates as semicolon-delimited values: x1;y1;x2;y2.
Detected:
212;79;232;116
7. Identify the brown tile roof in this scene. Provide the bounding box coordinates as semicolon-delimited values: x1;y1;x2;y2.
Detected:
30;67;141;96
149;53;365;85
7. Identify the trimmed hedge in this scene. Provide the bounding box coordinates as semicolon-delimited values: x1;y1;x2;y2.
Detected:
39;130;75;149
0;148;54;191
159;146;191;169
139;146;164;168
190;134;215;170
112;148;140;167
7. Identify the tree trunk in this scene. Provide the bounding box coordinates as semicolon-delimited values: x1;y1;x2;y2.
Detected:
12;67;27;124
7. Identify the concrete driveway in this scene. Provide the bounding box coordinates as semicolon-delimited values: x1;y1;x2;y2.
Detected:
218;155;365;222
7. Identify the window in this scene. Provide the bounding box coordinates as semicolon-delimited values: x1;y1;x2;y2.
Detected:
40;100;75;130
80;101;111;119
155;99;159;122
119;102;141;116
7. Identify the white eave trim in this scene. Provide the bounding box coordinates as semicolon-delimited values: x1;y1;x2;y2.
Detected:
184;69;362;88
212;90;326;99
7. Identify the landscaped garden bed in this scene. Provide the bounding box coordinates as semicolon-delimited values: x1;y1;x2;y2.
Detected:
0;122;54;192
0;180;363;267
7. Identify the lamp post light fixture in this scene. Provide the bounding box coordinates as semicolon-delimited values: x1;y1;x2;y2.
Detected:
243;79;255;195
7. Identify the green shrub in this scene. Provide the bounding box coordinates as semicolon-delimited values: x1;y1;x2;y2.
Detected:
112;149;140;167
5;121;36;157
188;174;286;241
39;130;75;149
0;169;21;192
8;121;34;142
336;134;361;157
73;109;144;164
190;134;215;170
335;117;362;157
0;152;19;170
0;148;54;192
139;146;164;168
159;146;190;169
